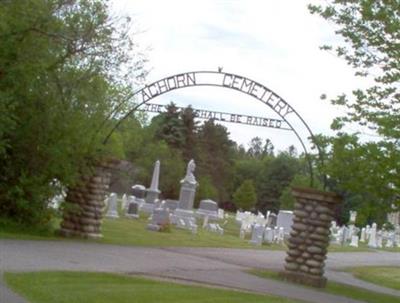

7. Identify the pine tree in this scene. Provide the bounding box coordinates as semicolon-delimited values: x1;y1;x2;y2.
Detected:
233;180;257;210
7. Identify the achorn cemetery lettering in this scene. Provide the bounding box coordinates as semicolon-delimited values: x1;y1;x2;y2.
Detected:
139;71;294;119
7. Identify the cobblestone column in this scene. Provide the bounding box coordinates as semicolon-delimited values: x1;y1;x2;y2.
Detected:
280;187;341;288
59;160;116;239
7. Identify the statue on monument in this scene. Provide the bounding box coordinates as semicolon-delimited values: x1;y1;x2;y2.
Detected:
183;159;197;184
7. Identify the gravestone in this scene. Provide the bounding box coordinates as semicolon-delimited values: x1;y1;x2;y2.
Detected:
264;227;274;244
147;208;170;231
349;235;359;247
250;224;264;246
267;212;277;227
131;184;146;209
196;199;219;220
368;223;378;248
160;199;179;212
105;193;119;218
360;227;366;242
141;161;161;214
173;160;198;231
277;210;294;235
125;202;139;219
121;193;128;213
276;227;285;244
176;160;197;212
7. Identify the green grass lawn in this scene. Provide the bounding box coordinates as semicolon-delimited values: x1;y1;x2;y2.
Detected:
346;266;400;290
249;269;400;303
0;210;395;252
0;212;283;249
4;271;302;303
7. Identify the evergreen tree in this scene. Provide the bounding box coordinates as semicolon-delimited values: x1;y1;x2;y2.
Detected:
154;102;185;149
233;180;257;210
197;120;235;202
180;106;199;162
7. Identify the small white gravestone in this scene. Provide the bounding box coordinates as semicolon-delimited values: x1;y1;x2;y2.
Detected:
121;194;128;212
202;215;209;228
276;227;285;244
218;208;224;220
395;234;400;247
276;210;293;234
349;210;357;224
368;223;378;248
360;227;366;242
349;235;359;247
376;231;383;248
105;193;119;218
239;228;246;239
264;227;274;244
340;226;349;245
147;208;170;231
385;232;395;248
250;224;264;246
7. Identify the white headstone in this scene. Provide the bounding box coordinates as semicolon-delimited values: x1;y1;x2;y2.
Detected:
276;210;293;234
250;224;264;246
360;227;366;242
368;223;378;248
264;227;274;244
349;235;359;247
105;193;119;218
121;194;128;212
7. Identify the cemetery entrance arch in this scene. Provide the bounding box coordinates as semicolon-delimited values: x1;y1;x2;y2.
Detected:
105;70;322;185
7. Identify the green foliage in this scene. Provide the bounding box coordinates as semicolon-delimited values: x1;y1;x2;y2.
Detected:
257;151;303;213
196;175;218;207
279;174;322;210
0;0;146;225
233;180;257;210
309;1;400;221
196;120;235;202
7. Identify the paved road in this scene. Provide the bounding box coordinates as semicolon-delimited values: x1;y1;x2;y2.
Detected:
1;240;399;303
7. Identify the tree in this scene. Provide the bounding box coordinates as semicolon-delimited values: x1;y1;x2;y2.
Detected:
0;0;146;225
233;180;257;210
309;1;400;219
154;102;185;149
180;106;199;162
256;152;301;213
195;175;218;208
196;120;235;202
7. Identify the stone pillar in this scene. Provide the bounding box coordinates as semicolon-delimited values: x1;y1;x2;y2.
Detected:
59;160;116;239
280;187;341;288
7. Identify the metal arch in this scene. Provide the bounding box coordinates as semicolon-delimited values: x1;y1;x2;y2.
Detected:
103;70;324;186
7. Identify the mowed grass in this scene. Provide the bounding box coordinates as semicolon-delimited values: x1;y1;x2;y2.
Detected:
347;266;400;290
249;269;400;303
0;211;283;249
4;271;303;303
100;215;282;249
0;208;393;252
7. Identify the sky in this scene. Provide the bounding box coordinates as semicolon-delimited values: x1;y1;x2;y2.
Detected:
110;0;368;154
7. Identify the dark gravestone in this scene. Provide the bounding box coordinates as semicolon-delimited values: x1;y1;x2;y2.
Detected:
125;202;139;219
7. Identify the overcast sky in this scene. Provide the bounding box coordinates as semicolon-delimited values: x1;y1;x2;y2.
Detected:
110;0;367;153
